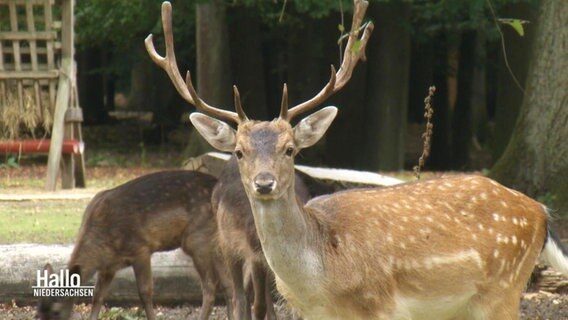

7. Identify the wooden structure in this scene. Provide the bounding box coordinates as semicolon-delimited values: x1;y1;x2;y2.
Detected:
0;0;85;189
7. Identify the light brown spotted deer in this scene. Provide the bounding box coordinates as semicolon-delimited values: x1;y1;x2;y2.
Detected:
36;170;233;320
145;1;568;319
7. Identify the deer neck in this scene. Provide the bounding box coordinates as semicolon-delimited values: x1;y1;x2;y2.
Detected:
247;182;325;293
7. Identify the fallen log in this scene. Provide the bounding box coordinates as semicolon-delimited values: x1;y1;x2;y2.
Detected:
0;244;203;306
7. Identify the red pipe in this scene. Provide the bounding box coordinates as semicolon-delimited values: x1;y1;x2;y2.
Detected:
0;139;84;155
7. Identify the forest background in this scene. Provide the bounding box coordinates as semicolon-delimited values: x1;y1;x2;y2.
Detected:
20;0;568;213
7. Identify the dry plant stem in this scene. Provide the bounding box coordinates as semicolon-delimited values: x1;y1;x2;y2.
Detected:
414;86;436;179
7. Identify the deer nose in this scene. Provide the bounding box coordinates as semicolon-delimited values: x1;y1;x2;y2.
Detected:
254;172;276;194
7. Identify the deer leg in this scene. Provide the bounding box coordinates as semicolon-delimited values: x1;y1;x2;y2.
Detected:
214;259;235;320
462;290;520;320
251;262;268;320
264;271;277;320
132;257;155;320
192;255;218;320
89;269;116;320
230;259;250;320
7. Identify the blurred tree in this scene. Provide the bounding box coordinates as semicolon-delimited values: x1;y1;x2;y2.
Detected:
363;1;411;171
490;0;568;213
185;0;233;156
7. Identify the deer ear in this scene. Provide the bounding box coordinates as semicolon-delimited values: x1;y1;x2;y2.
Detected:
189;113;237;152
293;106;337;149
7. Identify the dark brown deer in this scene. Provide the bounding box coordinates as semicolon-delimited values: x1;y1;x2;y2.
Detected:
213;157;310;320
147;1;568;319
36;170;233;320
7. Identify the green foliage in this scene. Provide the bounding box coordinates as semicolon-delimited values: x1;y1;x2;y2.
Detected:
410;0;539;43
236;0;353;19
100;307;144;320
75;0;196;88
499;18;527;36
0;156;19;169
537;192;557;208
75;0;158;50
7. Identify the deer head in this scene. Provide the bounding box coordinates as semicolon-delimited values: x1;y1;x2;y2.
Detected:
145;0;372;200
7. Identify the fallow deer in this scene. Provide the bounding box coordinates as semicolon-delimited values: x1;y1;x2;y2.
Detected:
146;1;568;319
36;170;233;320
213;156;311;320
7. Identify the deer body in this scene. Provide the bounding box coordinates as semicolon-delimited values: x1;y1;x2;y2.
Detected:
212;156;310;320
253;174;549;319
37;170;232;320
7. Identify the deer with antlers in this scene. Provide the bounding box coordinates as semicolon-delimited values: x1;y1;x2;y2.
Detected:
146;1;568;319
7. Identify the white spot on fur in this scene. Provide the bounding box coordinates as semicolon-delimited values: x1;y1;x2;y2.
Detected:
424;249;484;270
497;259;506;274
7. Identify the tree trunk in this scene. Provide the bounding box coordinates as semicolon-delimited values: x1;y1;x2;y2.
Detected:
77;47;106;124
452;32;474;169
427;34;452;170
287;17;320;111
363;2;411;171
229;8;267;120
186;0;233;157
490;0;568;214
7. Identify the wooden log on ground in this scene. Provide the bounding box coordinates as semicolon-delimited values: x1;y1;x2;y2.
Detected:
0;244;204;306
185;152;403;194
531;264;568;294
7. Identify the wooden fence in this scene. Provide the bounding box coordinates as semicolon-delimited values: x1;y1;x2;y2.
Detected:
0;0;85;189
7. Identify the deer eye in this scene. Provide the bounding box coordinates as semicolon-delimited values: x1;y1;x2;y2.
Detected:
285;146;295;157
235;150;244;160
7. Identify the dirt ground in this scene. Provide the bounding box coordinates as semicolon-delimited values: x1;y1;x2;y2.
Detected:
0;291;567;319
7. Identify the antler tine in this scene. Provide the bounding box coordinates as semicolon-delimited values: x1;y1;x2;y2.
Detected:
279;83;289;119
285;0;374;121
145;1;240;124
233;85;248;122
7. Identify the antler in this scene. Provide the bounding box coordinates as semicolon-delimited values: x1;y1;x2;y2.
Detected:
280;0;374;121
145;1;245;124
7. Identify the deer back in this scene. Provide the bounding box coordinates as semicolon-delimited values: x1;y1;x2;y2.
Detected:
69;170;217;271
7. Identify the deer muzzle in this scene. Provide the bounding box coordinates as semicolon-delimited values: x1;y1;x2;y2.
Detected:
254;172;277;195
